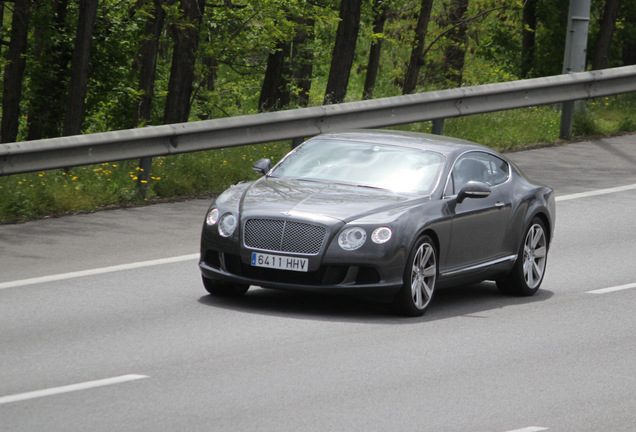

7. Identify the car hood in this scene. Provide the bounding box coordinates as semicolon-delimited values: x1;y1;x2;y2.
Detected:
237;177;425;223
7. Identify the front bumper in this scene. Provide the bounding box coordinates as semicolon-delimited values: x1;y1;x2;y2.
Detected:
199;249;403;301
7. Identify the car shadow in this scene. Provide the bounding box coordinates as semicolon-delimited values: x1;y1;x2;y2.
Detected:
197;282;554;324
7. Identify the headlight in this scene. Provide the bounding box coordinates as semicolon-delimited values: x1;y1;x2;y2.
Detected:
338;227;367;251
218;213;237;237
206;208;219;225
372;227;392;244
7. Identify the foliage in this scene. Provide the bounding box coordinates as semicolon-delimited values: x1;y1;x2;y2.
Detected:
1;0;636;222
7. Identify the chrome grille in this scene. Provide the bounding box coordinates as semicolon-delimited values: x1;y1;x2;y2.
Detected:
244;219;326;255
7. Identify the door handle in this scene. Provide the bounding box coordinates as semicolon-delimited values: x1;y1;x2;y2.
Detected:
495;201;506;208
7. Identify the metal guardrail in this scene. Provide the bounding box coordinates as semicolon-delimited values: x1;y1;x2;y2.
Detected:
1;65;636;176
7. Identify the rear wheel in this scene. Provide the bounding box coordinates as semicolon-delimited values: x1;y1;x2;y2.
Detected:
497;217;548;296
392;236;438;317
202;276;249;297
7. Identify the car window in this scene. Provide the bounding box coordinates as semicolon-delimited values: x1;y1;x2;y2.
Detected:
489;155;509;186
270;139;445;194
447;152;509;195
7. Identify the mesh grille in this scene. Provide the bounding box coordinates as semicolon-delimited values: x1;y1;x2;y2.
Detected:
244;219;326;255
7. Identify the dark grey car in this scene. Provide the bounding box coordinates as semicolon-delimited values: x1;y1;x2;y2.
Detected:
199;130;555;316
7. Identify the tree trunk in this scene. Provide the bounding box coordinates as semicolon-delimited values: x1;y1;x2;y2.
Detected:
163;0;205;125
363;0;388;99
290;18;314;108
323;0;362;105
135;0;166;126
1;0;31;143
520;0;538;78
441;0;470;87
62;0;99;137
592;0;622;70
259;41;292;112
402;0;434;95
27;0;70;140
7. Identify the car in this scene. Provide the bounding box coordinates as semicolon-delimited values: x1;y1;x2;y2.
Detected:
199;130;555;316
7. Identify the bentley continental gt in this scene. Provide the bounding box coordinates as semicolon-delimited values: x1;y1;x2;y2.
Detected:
199;130;555;316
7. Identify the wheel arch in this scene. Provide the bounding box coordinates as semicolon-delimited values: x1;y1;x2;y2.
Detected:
420;228;441;255
530;210;552;247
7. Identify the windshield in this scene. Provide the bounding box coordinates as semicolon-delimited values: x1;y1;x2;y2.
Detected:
270;139;445;194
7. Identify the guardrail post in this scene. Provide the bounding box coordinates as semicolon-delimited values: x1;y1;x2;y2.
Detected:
137;156;152;198
432;119;445;135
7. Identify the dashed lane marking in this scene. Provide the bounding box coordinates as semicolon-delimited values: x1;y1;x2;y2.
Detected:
587;282;636;295
0;254;199;290
0;374;149;405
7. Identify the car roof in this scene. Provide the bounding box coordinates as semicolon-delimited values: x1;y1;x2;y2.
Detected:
308;129;494;158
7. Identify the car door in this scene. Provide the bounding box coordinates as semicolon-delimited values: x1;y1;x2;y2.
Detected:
443;152;512;271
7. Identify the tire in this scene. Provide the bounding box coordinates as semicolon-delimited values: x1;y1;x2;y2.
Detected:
202;276;249;297
392;235;438;317
497;217;548;296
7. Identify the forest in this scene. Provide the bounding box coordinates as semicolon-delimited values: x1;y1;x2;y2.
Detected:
1;0;635;145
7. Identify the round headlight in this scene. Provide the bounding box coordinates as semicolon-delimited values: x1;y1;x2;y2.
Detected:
338;227;367;251
218;213;237;237
206;208;219;225
372;227;392;244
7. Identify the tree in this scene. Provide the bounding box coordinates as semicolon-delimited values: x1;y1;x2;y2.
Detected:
163;0;206;124
258;15;315;111
26;0;71;140
402;0;434;95
62;0;99;136
259;40;292;112
439;0;470;86
135;0;168;126
323;0;362;105
533;0;569;77
1;0;31;143
289;18;315;108
592;0;622;70
619;1;636;65
363;0;389;99
521;0;538;78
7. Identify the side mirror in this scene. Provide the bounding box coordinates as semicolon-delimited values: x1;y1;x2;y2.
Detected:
252;158;271;176
457;180;491;203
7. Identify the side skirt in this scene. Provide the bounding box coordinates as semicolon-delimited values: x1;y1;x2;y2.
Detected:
439;254;517;279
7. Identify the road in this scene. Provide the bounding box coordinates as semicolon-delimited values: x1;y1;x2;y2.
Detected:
1;134;636;432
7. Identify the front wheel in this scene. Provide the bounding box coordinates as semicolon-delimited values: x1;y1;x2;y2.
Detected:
202;276;249;297
392;236;438;317
497;217;548;296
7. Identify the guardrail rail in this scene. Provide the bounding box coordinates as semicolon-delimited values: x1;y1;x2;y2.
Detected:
1;65;636;176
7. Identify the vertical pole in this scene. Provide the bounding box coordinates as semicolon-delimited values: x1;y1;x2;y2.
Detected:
560;0;591;139
431;119;445;135
137;156;152;199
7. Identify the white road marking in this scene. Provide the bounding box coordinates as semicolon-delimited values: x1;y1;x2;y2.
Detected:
503;427;548;432
0;374;149;405
0;253;199;290
587;282;636;295
556;183;636;202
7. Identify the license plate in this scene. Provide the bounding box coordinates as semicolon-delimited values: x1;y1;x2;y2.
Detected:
251;252;308;272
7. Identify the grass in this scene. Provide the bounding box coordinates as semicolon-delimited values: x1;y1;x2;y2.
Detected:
1;94;635;224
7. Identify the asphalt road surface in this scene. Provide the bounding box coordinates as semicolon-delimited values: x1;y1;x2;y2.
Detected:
1;134;636;432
